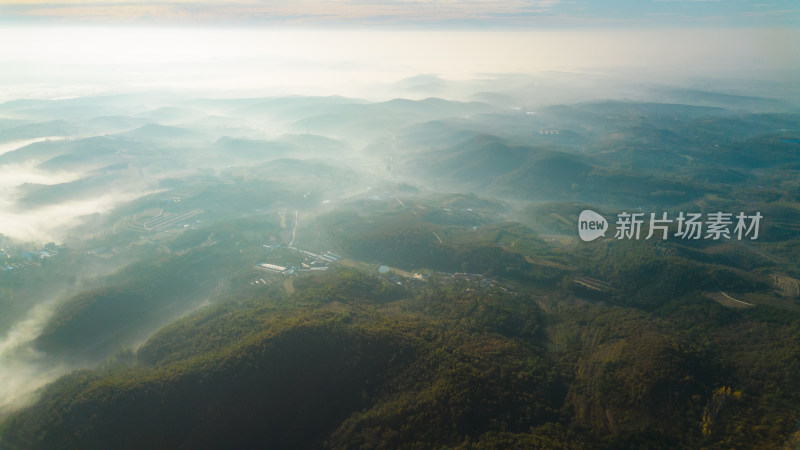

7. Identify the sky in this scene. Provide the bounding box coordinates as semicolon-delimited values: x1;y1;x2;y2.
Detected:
0;1;797;101
0;0;798;28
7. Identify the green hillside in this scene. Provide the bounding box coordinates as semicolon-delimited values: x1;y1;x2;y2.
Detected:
1;91;799;449
3;263;799;449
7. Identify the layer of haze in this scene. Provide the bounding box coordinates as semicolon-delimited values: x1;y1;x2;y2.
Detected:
0;138;156;243
1;25;798;243
0;23;797;415
0;299;70;415
1;26;798;102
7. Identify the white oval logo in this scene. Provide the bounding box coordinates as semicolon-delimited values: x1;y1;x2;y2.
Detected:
578;210;608;242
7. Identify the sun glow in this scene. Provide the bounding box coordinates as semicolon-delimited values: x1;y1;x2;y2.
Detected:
1;26;797;102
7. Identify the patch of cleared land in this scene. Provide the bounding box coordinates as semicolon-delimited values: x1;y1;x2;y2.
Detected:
770;274;800;298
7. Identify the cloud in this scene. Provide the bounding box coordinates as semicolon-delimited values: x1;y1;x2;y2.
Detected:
0;0;566;26
0;189;156;243
3;0;798;27
0;299;71;414
0;137;69;158
1;25;798;105
0;157;158;243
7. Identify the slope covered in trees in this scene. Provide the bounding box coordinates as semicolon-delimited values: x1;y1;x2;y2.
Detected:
2;262;799;449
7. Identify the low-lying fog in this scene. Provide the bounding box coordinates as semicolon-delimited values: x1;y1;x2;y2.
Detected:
0;25;797;418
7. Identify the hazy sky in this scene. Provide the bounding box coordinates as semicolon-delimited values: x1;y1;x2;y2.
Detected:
1;0;798;27
0;1;797;101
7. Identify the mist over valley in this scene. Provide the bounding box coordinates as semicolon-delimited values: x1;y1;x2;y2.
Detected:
0;14;799;449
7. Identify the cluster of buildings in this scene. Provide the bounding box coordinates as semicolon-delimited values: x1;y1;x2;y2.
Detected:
288;247;342;263
434;271;516;294
254;247;343;276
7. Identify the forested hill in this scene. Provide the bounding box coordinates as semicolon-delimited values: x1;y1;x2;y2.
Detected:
1;93;799;449
2;264;800;449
